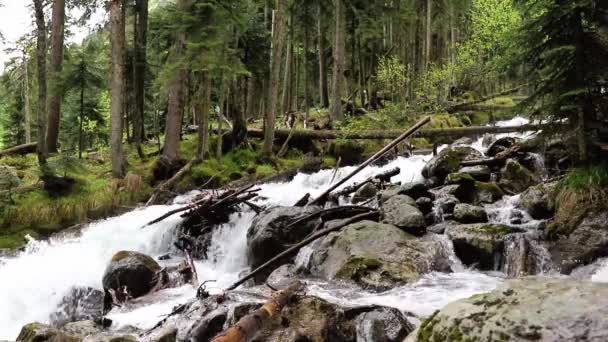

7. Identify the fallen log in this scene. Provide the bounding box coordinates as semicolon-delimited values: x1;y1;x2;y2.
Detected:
0;143;37;158
225;210;378;291
245;123;545;141
331;167;400;198
308;117;431;206
446;85;526;113
146;159;195;205
210;281;303;342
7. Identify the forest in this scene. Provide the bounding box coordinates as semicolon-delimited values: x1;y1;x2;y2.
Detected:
0;0;607;341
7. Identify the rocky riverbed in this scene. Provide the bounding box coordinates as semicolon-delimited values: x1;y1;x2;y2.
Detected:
4;118;608;342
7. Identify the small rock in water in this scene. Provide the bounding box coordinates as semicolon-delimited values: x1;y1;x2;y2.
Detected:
416;197;433;215
458;165;491;182
102;250;162;304
486;136;520;157
158;253;172;261
446;223;519;269
50;286;104;327
498;159;540;194
453;203;488;224
518;182;557;220
381;195;426;235
355;307;415;342
422;146;482;183
451;136;473;146
352;182;378;203
399;181;431;200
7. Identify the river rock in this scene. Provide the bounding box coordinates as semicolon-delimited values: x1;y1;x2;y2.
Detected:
486;136;520;157
102;251;162;302
16;323;79;342
50;287;104;327
352;183;378;203
498;159;540;194
399;181;431;200
473;181;505;204
381;195;426;235
247;206;321;281
427;220;459;235
309;220;452;290
421;146;482;183
446;223;519;269
378;185;401;203
458;165;491;182
434;195;460;218
518;183;556;219
451;137;473;146
415;277;608;341
553;212;608;274
355;307;415;342
453;204;488;224
416;197;433;215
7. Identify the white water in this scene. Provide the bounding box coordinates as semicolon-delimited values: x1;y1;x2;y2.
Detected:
0;116;574;340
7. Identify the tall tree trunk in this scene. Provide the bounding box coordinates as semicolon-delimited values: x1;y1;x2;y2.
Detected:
22;55;31;144
232;78;248;148
317;1;329;108
195;72;211;161
262;0;287;157
304;13;310;128
33;0;47;167
425;0;432;70
281;15;293;116
110;0;126;178
46;0;65;153
79;63;85;159
246;77;255;120
330;0;346;121
133;0;148;158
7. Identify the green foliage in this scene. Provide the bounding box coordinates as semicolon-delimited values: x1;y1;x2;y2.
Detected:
376;56;408;102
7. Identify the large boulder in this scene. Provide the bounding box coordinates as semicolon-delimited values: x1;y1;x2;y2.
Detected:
518;183;557;220
458;165;491;182
16;323;79;342
354;307;415;342
399;182;432;200
446;224;519;269
415;278;608;341
498;159;540;194
486;136;520;157
247;206;321;281
453;204;488;224
102;251;161;302
309;220;452;290
50;287;104;327
422;146;482;183
381;195;426;235
552;212;608;274
472;181;505;204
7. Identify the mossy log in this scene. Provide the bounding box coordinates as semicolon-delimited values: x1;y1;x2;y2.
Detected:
446;85;526;113
210;281;303;342
0;142;37;158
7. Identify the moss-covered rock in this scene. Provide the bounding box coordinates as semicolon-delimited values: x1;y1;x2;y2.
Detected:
473;181;505;204
458;165;491;182
498;159;540;194
518;183;556;220
415;278;608;341
309;220;452;290
422;146;482;183
446;223;518;269
453;204;488;224
381;195;426;235
102;251;162;302
16;322;80;342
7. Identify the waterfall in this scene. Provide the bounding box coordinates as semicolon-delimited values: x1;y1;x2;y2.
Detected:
502;231;552;277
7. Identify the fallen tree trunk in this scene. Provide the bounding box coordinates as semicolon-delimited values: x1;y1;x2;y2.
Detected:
332;167;400;198
245;123;545;141
0;143;37;158
146;159;195;205
0;183;43;197
308;117;431;206
210;281;303;342
225;210;378;291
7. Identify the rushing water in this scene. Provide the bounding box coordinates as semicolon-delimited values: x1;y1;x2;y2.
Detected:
0;116;586;340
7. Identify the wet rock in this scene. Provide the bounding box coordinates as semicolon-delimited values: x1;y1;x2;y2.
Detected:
446;224;519;269
416;197;433;215
431;183;473;203
416;278;608;341
266;264;299;288
352;183;378;203
378;185;401;204
399;182;431;200
102;251;162;302
330;141;365;166
50;287;104;327
445;172;476;186
486;136;520;157
427;221;458;235
433;195;460;218
421;146;482;183
381;195;426;235
553;212;608;274
453;204;488;224
473;181;505;204
147;325;177;342
458;165;491;182
518;183;556;219
502;231;551;277
309;220;452;290
451;137;473;146
61;320;104;338
498;159;540;194
16;323;79;342
247;206;321;282
355;307;415;342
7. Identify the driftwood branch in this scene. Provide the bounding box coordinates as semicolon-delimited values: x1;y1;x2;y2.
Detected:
332;167;400;198
308;117;431;206
225;210;378;291
210;281;303;342
146;159;195;205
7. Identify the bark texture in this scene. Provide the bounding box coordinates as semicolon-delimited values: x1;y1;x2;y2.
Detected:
110;0;126;178
33;0;47;166
330;0;346;121
47;0;66;153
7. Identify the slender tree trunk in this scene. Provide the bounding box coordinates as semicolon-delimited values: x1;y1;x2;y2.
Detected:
162;5;189;164
246;77;255;120
263;0;287;157
304;14;310;127
22;55;31;144
425;0;432;69
110;0;126;178
33;0;47;167
79;64;85;159
195;72;211;161
46;0;65;153
281;15;293;116
133;0;148;158
232;78;248;148
330;0;346;121
317;1;329;108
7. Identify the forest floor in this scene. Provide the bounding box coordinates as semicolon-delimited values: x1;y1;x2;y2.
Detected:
0;97;520;250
